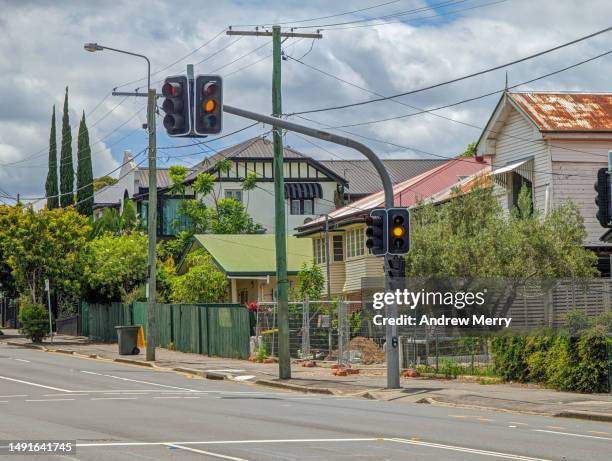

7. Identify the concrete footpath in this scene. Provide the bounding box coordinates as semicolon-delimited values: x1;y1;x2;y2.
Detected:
2;329;611;422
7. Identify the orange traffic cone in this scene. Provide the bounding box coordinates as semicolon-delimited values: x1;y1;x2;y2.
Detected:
137;326;146;348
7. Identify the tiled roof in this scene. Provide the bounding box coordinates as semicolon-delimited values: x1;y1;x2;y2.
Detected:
509;92;612;132
319;159;448;195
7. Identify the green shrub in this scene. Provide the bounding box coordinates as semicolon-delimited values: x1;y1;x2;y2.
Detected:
18;301;49;343
490;335;529;382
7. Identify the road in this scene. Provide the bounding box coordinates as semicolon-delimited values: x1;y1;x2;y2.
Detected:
0;343;610;460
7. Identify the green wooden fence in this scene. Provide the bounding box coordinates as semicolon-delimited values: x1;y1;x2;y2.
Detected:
82;302;249;359
81;302;131;342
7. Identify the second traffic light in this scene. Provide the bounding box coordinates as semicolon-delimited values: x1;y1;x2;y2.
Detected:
387;208;410;255
161;76;190;136
595;167;612;228
194;75;223;135
366;209;387;256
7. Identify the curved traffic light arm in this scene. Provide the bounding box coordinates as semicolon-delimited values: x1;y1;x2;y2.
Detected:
222;105;394;209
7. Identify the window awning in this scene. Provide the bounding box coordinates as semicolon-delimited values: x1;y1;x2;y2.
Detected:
284;182;323;199
492;158;534;188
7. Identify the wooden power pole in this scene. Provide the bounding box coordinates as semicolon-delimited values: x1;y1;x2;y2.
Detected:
226;26;322;379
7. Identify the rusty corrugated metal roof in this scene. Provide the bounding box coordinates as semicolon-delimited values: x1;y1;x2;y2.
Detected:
509;92;612;132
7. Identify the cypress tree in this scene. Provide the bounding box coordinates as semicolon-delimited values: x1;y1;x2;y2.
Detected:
59;86;74;207
45;105;59;209
76;111;94;215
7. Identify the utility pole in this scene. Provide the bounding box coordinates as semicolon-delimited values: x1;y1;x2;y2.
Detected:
324;214;332;355
227;26;322;380
146;88;157;362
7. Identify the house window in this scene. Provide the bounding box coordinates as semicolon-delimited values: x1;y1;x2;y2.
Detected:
313;238;326;264
346;228;365;258
290;199;314;215
225;189;243;202
510;172;533;214
162;198;191;236
332;235;344;262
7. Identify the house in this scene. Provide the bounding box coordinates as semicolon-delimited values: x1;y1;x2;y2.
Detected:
93;150;192;237
475;91;612;271
178;234;313;303
295;157;489;300
184;136;350;234
318;159;448;202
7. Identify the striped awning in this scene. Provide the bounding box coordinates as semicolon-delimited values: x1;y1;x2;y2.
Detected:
284;182;323;199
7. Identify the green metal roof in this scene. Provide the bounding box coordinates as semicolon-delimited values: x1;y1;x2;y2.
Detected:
192;234;313;276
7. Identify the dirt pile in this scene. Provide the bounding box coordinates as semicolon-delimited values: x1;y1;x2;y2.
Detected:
348;337;385;364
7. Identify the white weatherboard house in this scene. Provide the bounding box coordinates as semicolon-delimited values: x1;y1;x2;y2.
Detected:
476;91;612;272
184;136;348;234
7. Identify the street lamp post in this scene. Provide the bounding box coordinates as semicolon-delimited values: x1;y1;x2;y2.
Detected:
84;43;157;361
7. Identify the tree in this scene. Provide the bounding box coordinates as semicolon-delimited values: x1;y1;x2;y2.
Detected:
457;142;477;158
0;206;90;305
76;111;94;216
59;87;74;207
169;249;227;303
296;262;325;300
405;185;597;316
45;105;59;209
93;176;118;191
90;201;141;237
83;233;148;302
168;165;264;236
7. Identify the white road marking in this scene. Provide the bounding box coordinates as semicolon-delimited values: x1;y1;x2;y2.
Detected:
534;429;612;441
154;396;185;399
167;443;249;461
25;399;75;402
233;375;256;381
388;438;550;461
76;438;379;447
79;370;197;391
0;395;28;398
45;393;88;397
0;401;8;403
90;397;138;401
0;375;72;392
13;358;31;363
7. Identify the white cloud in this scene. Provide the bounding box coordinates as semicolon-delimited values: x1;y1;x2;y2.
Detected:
1;0;612;202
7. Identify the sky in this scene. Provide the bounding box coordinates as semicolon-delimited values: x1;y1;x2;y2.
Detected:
1;0;611;203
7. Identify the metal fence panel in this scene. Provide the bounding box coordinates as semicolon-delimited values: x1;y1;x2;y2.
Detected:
86;302;130;342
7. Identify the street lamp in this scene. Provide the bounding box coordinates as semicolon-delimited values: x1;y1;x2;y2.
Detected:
84;42;157;362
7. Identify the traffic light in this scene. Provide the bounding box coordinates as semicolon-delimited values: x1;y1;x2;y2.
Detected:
194;75;223;135
366;209;387;256
161;76;190;136
387;208;410;255
595;167;612;228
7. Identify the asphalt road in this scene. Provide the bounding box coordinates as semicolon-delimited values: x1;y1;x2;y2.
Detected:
0;343;610;460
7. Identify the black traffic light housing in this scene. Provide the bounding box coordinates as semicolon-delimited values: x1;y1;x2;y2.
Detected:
194;75;223;135
366;209;387;256
161;76;191;136
595;167;612;228
387;207;410;255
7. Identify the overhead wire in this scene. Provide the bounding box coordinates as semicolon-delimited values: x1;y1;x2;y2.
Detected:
287;25;612;116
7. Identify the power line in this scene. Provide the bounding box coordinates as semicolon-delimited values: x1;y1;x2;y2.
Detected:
330;50;612;128
320;0;506;31
292;0;468;29
114;28;227;90
285;51;612;161
287;25;612;116
231;0;403;28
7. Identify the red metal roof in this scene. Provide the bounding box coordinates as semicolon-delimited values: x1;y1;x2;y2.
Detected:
509;92;612;132
298;157;489;231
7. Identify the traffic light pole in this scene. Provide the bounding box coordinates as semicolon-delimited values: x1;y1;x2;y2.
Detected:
222;104;402;388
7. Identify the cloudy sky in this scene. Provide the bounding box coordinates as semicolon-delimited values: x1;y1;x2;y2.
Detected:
1;0;611;203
